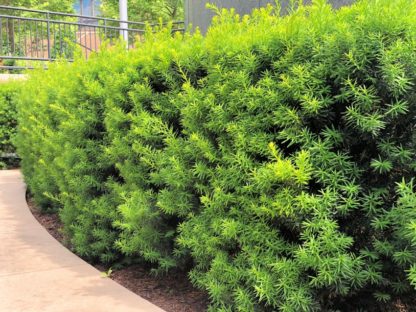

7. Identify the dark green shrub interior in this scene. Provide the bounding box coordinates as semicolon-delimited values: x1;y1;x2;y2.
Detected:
0;81;20;169
14;0;416;310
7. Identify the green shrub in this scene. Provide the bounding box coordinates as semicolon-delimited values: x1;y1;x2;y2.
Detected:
15;0;416;310
15;49;126;261
0;81;20;168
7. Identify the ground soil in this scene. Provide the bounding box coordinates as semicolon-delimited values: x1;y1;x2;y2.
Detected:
27;198;209;312
28;198;66;244
28;197;416;312
109;266;208;312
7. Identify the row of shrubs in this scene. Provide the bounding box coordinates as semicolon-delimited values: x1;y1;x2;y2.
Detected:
14;0;416;310
0;81;19;168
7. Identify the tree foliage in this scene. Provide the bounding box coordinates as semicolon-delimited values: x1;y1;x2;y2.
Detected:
15;0;416;310
0;0;74;13
100;0;184;22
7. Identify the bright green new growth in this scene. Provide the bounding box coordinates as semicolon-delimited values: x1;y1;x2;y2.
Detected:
14;0;416;310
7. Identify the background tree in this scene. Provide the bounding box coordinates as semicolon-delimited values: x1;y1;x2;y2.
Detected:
0;0;74;12
0;0;183;21
0;0;74;68
100;0;184;22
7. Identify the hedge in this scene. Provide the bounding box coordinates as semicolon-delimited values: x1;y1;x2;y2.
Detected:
15;0;416;310
0;81;20;169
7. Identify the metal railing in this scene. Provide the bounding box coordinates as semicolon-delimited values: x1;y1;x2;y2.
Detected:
0;5;185;69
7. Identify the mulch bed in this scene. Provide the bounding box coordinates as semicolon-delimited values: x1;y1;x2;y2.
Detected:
27;197;208;312
28;198;66;244
110;266;208;312
28;196;416;312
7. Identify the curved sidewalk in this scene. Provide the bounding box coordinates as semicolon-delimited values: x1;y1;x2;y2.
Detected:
0;170;165;312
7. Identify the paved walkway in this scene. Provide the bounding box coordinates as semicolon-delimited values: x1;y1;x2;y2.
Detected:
0;170;165;312
0;74;27;82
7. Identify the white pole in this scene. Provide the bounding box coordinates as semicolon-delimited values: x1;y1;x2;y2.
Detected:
119;0;128;48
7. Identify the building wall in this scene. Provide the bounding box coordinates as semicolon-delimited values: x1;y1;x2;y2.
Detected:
185;0;356;34
73;0;101;17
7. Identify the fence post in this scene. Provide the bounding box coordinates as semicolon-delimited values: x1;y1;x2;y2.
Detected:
184;0;190;30
46;12;51;61
0;17;2;55
7;17;14;54
119;0;128;49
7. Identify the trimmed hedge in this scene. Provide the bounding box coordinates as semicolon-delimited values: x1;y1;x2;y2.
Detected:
0;81;20;169
15;0;416;310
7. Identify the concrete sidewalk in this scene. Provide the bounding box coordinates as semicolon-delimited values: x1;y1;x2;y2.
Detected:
0;74;27;82
0;170;165;312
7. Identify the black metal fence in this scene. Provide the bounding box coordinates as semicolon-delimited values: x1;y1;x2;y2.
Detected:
0;5;185;69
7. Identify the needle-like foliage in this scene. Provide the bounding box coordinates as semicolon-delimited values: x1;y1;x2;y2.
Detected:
0;82;19;169
14;0;416;310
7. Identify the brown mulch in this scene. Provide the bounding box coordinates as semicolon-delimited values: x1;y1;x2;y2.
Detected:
27;198;209;312
27;197;66;244
28;196;415;312
110;266;208;312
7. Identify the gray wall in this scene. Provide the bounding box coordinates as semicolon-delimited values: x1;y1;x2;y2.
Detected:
185;0;356;34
